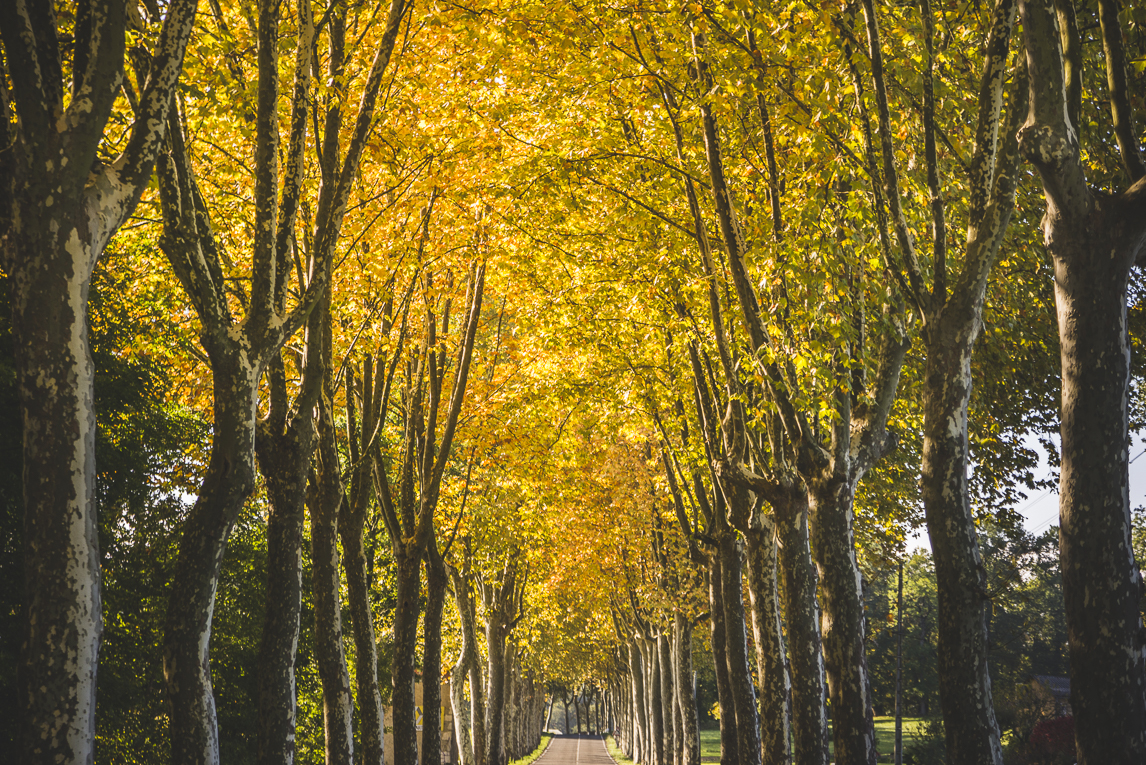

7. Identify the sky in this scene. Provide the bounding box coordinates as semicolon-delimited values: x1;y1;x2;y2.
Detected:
907;434;1146;552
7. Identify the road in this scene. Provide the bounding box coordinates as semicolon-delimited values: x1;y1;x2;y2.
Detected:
534;735;616;765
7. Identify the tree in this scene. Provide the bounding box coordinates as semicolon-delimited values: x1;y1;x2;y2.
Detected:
1018;0;1146;760
0;2;197;761
155;0;408;758
855;0;1028;760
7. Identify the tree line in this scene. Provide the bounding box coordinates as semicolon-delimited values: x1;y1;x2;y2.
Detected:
2;1;1146;765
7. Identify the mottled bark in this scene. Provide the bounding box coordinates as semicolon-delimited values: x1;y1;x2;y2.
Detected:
423;540;449;765
707;556;739;765
745;521;790;765
481;560;523;765
485;615;508;765
658;634;677;765
0;1;196;761
809;477;874;765
163;356;260;765
254;366;313;765
674;614;701;765
858;0;1023;760
450;561;482;765
773;486;827;765
645;638;664;765
391;550;422;765
312;389;355;765
919;332;1002;765
1019;2;1146;760
719;532;762;765
342;359;387;765
629;644;646;762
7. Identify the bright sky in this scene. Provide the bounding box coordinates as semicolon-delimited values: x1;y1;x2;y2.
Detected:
908;434;1146;552
1017;434;1146;538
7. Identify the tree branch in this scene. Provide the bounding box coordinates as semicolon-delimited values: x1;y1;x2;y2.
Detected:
1097;0;1146;182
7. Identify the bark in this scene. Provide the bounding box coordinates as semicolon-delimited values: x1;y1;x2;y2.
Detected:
719;531;762;765
391;549;422;765
450;561;483;765
658;634;676;765
674;614;701;765
0;1;196;761
423;539;449;765
254;363;314;765
485;615;508;765
481;559;522;765
629;644;646;761
163;354;261;765
809;478;874;765
647;638;664;765
707;556;740;765
919;330;1002;765
341;519;383;765
471;660;487;765
773;484;827;765
342;358;389;765
312;387;355;765
745;521;790;765
1018;2;1146;760
857;0;1023;760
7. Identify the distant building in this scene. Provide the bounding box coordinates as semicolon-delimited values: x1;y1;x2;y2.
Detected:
1031;675;1071;717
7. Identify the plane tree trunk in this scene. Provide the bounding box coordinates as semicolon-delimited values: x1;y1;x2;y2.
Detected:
0;2;196;761
1019;0;1146;760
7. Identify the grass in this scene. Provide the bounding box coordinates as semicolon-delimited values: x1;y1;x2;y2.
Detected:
697;717;928;761
872;716;927;761
605;735;635;764
508;734;553;765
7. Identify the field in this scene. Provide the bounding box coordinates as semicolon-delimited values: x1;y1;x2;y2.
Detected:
698;717;929;762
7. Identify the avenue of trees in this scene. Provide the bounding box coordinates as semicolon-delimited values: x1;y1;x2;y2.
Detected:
2;1;1146;765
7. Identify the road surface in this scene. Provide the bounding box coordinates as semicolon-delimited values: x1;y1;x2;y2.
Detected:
534;735;616;765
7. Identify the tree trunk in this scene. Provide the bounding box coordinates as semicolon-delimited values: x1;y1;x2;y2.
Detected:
809;477;875;765
719;532;762;765
164;354;260;765
629;644;646;761
1018;0;1146;759
341;518;383;765
658;634;677;765
471;660;487;765
485;615;509;765
423;543;449;765
773;485;827;765
745;520;790;765
674;614;701;765
450;565;482;765
1;1;196;758
254;404;313;765
645;639;664;765
707;556;740;765
920;326;1003;765
1049;212;1146;763
312;402;355;765
11;225;101;765
392;549;422;765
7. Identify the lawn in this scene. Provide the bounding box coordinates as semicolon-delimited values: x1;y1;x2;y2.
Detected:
697;717;927;762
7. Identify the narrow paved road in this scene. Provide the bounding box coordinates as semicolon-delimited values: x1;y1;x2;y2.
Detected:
535;735;615;765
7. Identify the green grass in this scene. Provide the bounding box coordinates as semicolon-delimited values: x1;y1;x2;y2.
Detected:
508;734;553;765
697;717;927;761
605;735;635;764
699;728;721;760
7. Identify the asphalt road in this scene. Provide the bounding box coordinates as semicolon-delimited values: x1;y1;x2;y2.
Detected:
534;735;616;765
